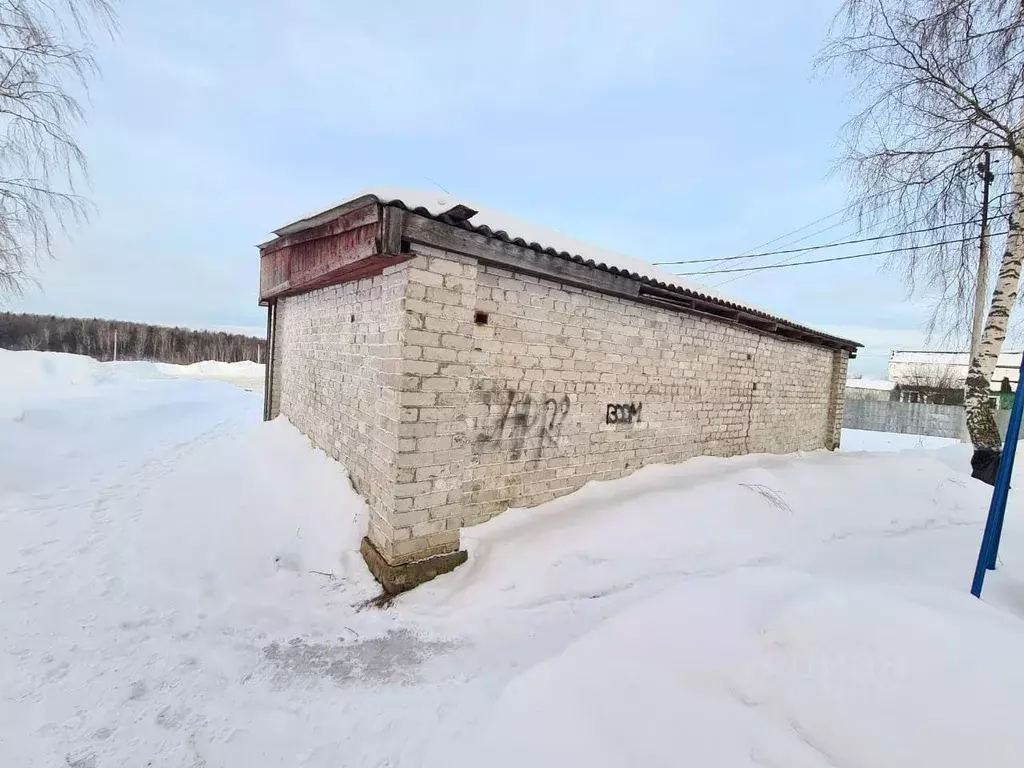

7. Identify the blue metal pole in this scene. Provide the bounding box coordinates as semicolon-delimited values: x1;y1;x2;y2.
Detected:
972;496;1002;597
971;354;1024;597
987;365;1024;568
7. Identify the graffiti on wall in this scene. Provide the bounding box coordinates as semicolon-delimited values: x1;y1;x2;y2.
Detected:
476;391;572;461
606;403;642;424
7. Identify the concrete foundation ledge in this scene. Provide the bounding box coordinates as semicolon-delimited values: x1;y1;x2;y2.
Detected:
360;537;468;594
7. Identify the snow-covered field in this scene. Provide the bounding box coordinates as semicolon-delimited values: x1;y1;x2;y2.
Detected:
3;350;1023;767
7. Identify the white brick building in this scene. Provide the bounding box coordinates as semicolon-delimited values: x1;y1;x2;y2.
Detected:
890;350;1023;392
259;188;860;591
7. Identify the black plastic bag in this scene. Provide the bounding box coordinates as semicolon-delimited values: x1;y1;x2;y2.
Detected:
971;447;1001;487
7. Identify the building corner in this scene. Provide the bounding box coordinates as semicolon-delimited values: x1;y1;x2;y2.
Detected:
826;349;850;450
358;247;479;593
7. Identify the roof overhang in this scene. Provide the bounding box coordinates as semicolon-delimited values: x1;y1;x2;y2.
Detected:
258;191;861;355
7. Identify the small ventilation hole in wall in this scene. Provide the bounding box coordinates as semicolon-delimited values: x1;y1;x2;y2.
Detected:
350;314;355;323
474;311;489;325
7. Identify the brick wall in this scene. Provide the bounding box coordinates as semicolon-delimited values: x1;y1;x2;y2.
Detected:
269;244;848;567
272;267;409;560
390;249;478;564
267;302;283;420
385;246;846;559
826;350;850;449
457;262;841;522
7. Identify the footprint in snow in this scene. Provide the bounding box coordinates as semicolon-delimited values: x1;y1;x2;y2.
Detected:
274;552;301;573
64;748;97;768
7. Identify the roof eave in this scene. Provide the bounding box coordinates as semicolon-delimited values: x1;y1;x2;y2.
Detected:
260;193;862;354
272;194;381;238
388;202;862;354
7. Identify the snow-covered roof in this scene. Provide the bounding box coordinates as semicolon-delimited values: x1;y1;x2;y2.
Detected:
889;349;1023;391
269;187;861;352
276;186;742;306
891;350;1023;367
846;378;895;391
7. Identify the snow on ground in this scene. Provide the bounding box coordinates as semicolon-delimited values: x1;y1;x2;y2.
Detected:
159;359;264;389
113;357;265;389
3;351;1024;767
469;571;1024;768
0;349;264;407
841;427;962;452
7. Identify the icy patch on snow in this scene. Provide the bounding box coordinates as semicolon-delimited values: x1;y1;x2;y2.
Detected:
262;629;458;688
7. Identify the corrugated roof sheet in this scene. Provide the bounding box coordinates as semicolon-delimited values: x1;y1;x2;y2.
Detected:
270;186;861;351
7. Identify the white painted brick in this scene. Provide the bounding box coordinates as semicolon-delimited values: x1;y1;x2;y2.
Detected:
271;244;847;569
408;268;444;287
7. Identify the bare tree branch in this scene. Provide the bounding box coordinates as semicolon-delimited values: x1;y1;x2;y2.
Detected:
820;0;1024;448
0;0;115;297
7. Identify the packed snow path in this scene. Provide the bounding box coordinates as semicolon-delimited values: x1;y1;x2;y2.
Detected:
3;350;1024;767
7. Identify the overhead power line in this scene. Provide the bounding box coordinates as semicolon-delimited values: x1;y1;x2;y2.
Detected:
724;205;851;257
696;203;906;285
710;207;972;289
712;207;905;290
682;203;871;278
655;218;982;267
686;217;857;277
687;211;876;278
692;197;899;264
674;231;1010;276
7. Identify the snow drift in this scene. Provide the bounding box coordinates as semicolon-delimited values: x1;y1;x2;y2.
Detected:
465;570;1024;768
0;348;263;414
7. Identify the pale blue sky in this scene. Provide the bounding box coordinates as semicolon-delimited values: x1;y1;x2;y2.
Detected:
5;0;949;376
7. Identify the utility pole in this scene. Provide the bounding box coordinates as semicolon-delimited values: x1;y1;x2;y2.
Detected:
970;146;995;366
112;329;118;362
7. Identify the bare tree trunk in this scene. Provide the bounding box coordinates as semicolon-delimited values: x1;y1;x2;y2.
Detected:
966;148;1024;449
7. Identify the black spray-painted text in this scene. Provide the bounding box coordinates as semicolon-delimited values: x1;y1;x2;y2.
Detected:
606;403;642;424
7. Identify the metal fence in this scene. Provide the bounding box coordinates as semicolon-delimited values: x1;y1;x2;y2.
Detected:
843;400;1021;442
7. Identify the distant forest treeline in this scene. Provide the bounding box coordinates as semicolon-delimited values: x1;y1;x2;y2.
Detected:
0;312;266;365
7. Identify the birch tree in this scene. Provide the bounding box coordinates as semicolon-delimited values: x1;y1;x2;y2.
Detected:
822;0;1024;449
0;0;115;296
